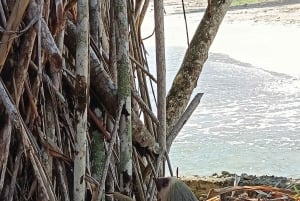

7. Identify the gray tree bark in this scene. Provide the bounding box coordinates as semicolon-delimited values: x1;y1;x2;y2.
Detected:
154;0;167;174
89;0;100;48
64;20;157;151
166;0;233;145
73;0;89;200
115;0;132;195
89;2;106;200
0;0;30;73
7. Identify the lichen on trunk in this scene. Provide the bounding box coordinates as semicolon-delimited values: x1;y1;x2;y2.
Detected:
166;0;233;149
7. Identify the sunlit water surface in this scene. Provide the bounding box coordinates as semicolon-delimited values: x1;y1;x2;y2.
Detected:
142;12;300;177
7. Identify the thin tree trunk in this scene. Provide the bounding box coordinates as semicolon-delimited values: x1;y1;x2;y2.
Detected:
14;27;36;105
109;0;117;83
64;20;156;152
167;93;203;151
89;0;100;48
0;0;30;73
74;0;89;200
154;0;166;175
43;90;55;179
89;1;106;200
115;0;132;195
0;115;11;195
91;129;105;200
166;0;232;139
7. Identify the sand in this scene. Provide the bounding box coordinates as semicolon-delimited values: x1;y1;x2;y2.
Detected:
162;0;300;25
225;0;300;25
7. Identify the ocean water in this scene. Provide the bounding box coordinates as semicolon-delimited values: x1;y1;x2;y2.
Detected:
142;12;300;177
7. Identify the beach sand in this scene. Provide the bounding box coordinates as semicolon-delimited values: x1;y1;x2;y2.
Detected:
162;0;300;25
225;0;300;24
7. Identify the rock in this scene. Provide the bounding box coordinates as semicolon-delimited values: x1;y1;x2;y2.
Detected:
180;172;300;200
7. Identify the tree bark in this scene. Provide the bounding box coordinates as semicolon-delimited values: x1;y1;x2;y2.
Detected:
65;20;118;115
166;0;233;135
115;0;132;195
89;0;100;48
90;129;105;200
26;0;62;69
64;19;156;151
109;0;117;83
154;0;167;175
0;115;11;195
0;0;30;73
73;0;89;200
166;93;203;151
14;27;36;105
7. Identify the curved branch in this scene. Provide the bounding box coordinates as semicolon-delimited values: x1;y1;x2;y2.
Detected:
166;0;233;134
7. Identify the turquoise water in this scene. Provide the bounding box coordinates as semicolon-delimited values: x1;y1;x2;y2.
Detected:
142;12;300;177
169;53;300;177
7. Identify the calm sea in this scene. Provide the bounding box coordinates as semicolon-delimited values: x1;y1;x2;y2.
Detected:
142;12;300;177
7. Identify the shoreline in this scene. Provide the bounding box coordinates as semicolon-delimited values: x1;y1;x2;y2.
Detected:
225;0;300;25
229;0;300;10
146;1;300;182
180;172;300;199
158;0;300;25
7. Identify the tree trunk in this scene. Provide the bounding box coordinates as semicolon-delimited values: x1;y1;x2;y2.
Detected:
115;0;132;195
0;0;30;73
154;0;167;174
74;0;89;200
14;27;36;105
89;0;100;48
65;20;118;116
64;19;156;152
90;129;105;200
166;0;233;146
